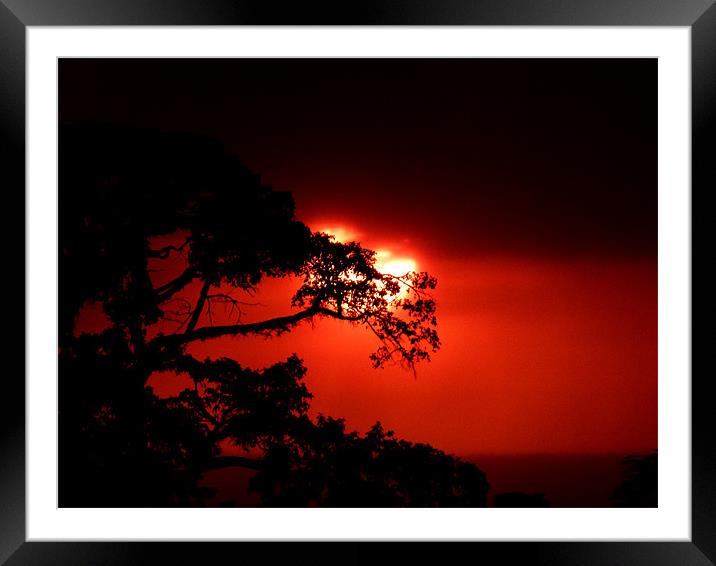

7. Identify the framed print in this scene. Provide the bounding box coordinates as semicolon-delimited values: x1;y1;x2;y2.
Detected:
2;1;713;564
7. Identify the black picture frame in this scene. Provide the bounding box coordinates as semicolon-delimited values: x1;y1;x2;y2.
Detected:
1;1;713;564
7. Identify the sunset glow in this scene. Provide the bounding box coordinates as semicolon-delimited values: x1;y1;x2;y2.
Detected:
319;225;359;244
61;58;658;508
319;227;418;277
375;250;417;277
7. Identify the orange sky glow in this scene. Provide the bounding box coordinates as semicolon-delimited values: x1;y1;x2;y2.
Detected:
77;219;657;459
65;59;657;462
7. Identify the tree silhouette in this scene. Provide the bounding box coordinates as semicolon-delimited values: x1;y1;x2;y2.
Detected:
493;492;551;508
59;125;487;507
612;450;657;507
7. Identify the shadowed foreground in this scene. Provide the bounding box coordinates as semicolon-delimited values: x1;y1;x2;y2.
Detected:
59;125;487;507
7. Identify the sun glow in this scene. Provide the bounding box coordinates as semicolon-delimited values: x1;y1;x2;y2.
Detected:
319;226;419;276
318;224;418;285
319;225;360;244
375;250;417;277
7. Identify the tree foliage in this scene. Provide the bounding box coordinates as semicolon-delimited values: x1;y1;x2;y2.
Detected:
59;125;487;507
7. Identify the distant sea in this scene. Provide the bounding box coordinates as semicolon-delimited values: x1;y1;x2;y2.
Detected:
466;453;627;507
202;453;630;507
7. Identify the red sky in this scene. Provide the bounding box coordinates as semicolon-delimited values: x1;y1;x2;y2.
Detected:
138;228;656;456
65;58;657;457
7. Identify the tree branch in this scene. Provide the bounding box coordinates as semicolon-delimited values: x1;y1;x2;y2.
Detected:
147;237;191;259
186;279;211;334
152;304;364;348
186;306;320;341
155;268;197;302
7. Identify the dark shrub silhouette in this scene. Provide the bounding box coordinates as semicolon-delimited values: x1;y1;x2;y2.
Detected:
251;419;488;507
59;125;487;507
612;450;657;507
493;492;551;508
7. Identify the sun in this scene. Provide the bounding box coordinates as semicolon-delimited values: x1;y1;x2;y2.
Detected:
318;224;418;277
318;225;360;244
375;250;417;277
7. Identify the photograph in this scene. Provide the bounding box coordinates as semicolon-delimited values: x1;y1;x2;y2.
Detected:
57;57;658;509
3;0;711;560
